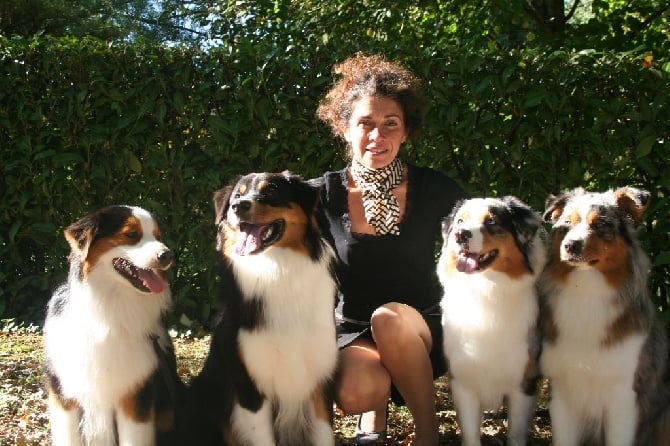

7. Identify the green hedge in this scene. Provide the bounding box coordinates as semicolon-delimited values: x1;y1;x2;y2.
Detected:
1;36;668;327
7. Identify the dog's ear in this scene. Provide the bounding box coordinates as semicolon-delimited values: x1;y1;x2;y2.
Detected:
282;170;319;215
64;213;98;258
442;199;465;237
503;196;542;241
503;196;545;274
213;182;238;252
543;189;573;224
613;187;650;227
213;183;237;227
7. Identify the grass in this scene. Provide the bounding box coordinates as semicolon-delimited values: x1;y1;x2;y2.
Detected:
0;323;552;445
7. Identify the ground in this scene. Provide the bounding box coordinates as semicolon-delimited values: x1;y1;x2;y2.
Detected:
0;323;552;445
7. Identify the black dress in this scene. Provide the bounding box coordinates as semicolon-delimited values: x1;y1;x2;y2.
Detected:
314;163;467;388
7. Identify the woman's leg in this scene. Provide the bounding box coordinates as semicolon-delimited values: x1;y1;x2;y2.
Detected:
336;338;391;433
370;303;438;446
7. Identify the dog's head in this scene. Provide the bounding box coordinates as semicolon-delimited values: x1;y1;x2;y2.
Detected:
542;186;650;274
213;171;322;259
440;196;545;278
64;205;173;293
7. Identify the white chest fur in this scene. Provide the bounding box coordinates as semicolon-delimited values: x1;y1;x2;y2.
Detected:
541;268;646;416
233;247;338;401
441;270;538;408
44;281;169;408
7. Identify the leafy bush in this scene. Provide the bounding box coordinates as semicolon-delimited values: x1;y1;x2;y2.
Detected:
1;35;668;326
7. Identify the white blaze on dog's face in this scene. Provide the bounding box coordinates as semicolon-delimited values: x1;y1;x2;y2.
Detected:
442;197;541;279
65;206;173;294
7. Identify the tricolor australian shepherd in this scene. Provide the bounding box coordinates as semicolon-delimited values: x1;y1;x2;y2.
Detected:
540;187;670;445
43;205;183;446
438;197;547;446
187;171;338;445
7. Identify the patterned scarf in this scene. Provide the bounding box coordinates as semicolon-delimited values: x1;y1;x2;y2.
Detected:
350;157;404;236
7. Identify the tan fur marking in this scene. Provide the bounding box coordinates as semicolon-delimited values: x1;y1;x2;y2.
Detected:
223;202;310;257
222;221;237;257
541;301;559;344
614;188;648;225
271;203;310;256
601;306;644;348
521;355;540;394
484;227;528;278
586;210;599;226
120;387;154;423
547;233;574;283
238;183;247;195
311;386;331;423
582;233;631;288
48;388;80;412
83;216;143;278
549;208;563;222
567;209;581;225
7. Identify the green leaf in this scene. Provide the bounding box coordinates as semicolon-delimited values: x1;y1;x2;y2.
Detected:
635;136;656;158
652;251;670;267
8;221;21;242
128;153;142;173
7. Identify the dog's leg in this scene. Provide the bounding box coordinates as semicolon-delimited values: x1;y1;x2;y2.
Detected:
231;400;275;445
451;380;482;446
116;384;158;446
308;389;334;446
506;391;535;446
548;385;581;446
116;412;155;446
603;388;637;446
48;392;84;446
81;409;116;446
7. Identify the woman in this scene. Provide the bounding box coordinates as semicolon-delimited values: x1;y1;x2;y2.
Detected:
314;53;467;445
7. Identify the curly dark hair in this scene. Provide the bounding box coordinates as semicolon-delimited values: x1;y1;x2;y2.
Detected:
317;52;425;143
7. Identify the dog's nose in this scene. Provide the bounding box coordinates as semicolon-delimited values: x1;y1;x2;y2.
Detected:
157;249;173;268
231;199;251;214
563;239;583;255
454;228;472;244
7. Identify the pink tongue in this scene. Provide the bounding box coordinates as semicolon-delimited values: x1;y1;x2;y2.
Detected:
456;253;479;273
235;225;264;256
136;269;166;294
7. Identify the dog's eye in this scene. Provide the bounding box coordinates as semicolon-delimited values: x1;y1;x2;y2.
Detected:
555;224;569;233
456;218;464;225
125;231;140;240
592;219;614;235
263;183;278;194
485;217;497;226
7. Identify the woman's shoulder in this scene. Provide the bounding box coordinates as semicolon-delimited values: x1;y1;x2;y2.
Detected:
407;163;465;193
310;169;349;211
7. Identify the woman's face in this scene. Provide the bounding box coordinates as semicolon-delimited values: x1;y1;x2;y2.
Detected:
344;95;408;170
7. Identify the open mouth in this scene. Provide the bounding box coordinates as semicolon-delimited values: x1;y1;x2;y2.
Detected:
235;219;285;255
564;254;599;266
113;258;166;294
456;249;499;273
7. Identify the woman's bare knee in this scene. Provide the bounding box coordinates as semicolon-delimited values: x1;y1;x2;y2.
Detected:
336;343;391;413
370;303;432;349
